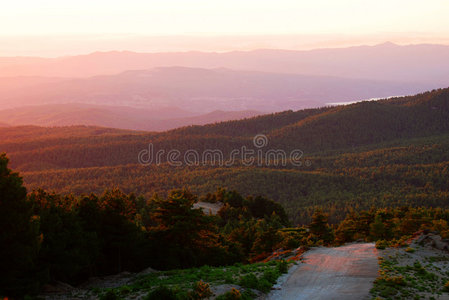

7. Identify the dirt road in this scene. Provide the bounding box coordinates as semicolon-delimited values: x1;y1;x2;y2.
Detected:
267;243;378;300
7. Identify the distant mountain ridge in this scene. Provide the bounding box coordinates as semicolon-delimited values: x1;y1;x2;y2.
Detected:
0;103;263;131
1;43;449;85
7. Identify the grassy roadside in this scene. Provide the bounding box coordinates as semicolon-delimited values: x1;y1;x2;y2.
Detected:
66;260;290;300
370;246;449;300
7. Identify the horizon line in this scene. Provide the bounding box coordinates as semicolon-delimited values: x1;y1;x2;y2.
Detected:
2;41;449;59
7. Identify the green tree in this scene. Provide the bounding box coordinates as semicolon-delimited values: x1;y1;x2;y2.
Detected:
369;214;387;240
308;209;334;244
29;190;96;284
148;189;225;268
335;218;357;244
0;153;40;296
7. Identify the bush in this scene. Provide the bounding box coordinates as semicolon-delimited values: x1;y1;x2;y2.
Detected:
216;288;242;300
189;280;213;299
263;269;280;284
405;247;415;253
100;290;120;300
238;272;274;293
277;260;289;274
145;286;178;300
375;240;388;250
375;275;406;286
224;273;234;284
239;274;259;289
443;280;449;291
257;278;272;293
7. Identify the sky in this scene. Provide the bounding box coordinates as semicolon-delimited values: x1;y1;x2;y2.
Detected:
1;0;449;56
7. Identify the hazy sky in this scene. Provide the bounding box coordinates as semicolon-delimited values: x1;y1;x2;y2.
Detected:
1;0;449;56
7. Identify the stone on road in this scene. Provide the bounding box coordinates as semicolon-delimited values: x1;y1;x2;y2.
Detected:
267;243;378;300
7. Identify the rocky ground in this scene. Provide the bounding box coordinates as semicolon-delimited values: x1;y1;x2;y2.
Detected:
39;261;282;299
372;231;449;299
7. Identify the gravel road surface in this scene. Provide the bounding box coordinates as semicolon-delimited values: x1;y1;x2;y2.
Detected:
267;243;378;300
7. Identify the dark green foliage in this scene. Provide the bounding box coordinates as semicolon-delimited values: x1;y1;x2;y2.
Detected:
189;280;213;299
308;210;334;244
263;269;280;284
238;273;272;293
369;214;388;240
246;196;289;226
147;190;230;269
215;288;243;300
277;260;289;274
336;206;449;243
0;156;286;296
100;290;121;300
29;190;96;283
144;286;178;300
239;274;259;289
0;153;40;297
27;189;153;284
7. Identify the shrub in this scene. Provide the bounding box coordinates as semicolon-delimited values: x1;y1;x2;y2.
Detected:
189;280;213;299
277;260;289;274
145;286;178;300
375;275;406;286
224;272;234;284
100;290;120;300
216;288;242;300
263;269;280;284
405;247;415;253
375;240;388;250
257;278;272;293
388;276;406;286
443;280;449;291
239;274;259;289
117;286;132;295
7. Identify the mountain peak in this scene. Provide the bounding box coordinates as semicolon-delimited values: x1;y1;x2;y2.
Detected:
376;41;398;47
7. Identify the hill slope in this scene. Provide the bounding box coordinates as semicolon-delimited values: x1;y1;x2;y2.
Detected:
1;88;449;223
0;103;262;131
1;88;448;170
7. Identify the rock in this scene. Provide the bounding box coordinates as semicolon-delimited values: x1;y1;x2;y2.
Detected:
80;272;133;289
430;236;449;251
413;232;449;251
292;247;302;255
416;234;427;244
42;281;75;294
138;267;157;275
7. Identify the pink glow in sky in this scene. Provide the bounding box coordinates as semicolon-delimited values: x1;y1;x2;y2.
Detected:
1;0;449;56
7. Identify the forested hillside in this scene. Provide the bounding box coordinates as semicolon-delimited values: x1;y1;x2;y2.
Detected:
0;103;263;131
1;88;448;223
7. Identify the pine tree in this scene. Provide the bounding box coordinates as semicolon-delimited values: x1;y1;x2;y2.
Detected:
308;209;334;244
369;214;387;240
0;153;40;296
148;190;223;268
